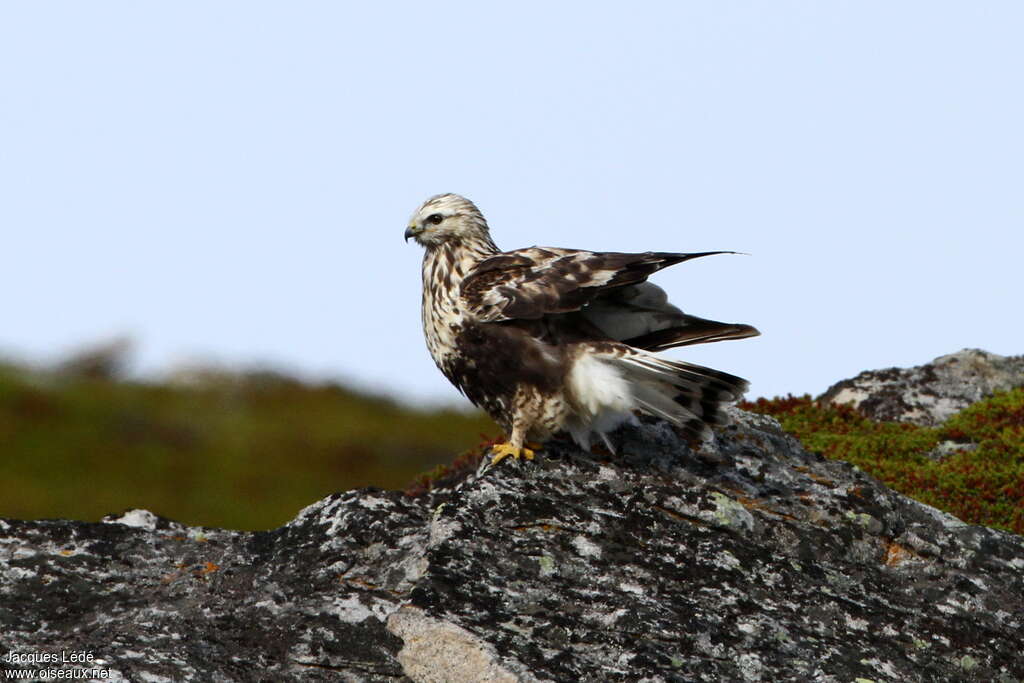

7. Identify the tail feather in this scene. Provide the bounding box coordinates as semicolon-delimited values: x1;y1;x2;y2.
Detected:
612;352;748;439
565;346;750;450
617;355;748;401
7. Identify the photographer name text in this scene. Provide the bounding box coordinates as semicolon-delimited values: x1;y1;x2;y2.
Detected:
3;651;96;665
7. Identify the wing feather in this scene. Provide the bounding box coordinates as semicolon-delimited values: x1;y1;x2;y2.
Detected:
460;247;734;323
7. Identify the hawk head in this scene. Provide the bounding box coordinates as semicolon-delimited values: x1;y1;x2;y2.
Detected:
405;194;490;248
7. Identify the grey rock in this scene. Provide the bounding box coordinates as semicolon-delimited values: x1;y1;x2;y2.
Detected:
925;440;979;462
3;412;1024;680
1;497;422;681
388;607;523;683
2;409;1024;679
820;348;1024;425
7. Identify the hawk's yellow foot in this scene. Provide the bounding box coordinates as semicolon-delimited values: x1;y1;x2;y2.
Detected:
490;442;535;465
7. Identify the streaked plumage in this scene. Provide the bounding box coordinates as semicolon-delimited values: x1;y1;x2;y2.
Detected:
405;193;759;462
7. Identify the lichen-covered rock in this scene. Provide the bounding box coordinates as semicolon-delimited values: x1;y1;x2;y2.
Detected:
0;494;424;681
400;412;1024;682
820;348;1024;425
3;410;1024;681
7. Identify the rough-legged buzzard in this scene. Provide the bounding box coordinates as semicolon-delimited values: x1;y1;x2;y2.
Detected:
405;194;759;464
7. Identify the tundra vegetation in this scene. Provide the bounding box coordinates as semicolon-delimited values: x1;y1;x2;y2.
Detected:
1;357;1020;534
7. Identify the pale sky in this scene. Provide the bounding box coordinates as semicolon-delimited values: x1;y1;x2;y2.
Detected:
2;2;1021;405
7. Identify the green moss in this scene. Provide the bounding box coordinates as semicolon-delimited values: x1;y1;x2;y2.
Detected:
0;365;496;530
741;388;1024;535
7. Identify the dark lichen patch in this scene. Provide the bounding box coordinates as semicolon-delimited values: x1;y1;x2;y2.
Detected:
741;388;1024;535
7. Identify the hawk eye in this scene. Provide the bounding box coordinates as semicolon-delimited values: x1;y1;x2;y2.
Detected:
427;213;444;225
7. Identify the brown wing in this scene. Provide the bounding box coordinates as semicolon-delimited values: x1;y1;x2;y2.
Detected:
460;247;735;323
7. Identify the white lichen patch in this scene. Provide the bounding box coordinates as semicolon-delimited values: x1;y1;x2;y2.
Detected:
736;619;759;636
586;607;627;627
827;387;869;409
104;509;160;530
713;550;742;572
321;513;357;544
360;542;386;562
910;498;968;529
393;547;430;590
618;581;644;595
845;614;868;631
357;496;391;510
8;546;38;560
696;633;725;659
293;495;344;524
328;593;391;624
967;576;988;591
3;565;40;582
119;650;151;661
860;657;899;679
572;535;602;559
498;619;533;636
429;514;462;548
737;652;762;681
470;480;503;507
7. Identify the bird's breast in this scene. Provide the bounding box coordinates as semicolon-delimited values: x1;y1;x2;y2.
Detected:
421;283;465;376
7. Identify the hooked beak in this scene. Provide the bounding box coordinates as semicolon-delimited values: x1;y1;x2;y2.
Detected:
404;225;419;242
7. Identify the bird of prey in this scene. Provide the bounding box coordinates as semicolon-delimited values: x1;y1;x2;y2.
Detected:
405;194;759;464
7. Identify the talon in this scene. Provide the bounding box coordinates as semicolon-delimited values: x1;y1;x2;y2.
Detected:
490;443;536;465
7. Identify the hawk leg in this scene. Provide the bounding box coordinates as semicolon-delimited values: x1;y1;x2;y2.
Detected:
489;422;541;465
490;442;535;465
491;389;549;465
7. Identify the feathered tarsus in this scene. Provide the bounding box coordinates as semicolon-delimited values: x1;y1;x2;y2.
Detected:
406;193;759;462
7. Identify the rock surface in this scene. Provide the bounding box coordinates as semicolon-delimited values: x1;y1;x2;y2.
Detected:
3;355;1024;682
820;348;1024;425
